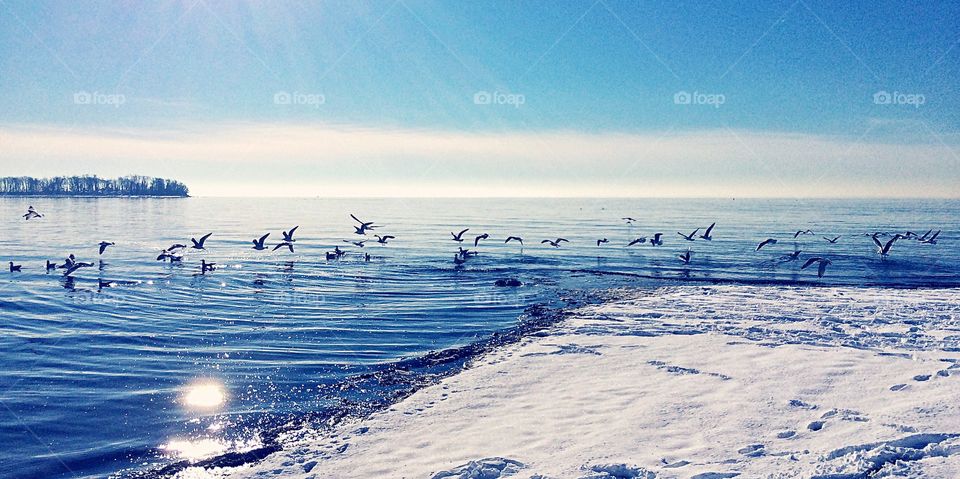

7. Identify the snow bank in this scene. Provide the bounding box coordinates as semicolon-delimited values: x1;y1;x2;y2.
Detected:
179;286;960;478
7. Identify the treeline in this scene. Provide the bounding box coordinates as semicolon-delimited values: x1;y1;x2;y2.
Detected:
0;175;189;197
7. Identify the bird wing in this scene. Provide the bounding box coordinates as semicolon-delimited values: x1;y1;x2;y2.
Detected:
818;261;828;278
196;232;213;246
872;235;883;249
350;214;364;224
705;223;715;236
883;236;898;253
99;244;107;254
457;228;469;237
384;235;395;240
541;240;551;244
557;238;568;243
287;225;299;238
801;257;820;270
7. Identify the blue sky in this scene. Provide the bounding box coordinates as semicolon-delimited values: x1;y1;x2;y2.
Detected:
0;0;958;196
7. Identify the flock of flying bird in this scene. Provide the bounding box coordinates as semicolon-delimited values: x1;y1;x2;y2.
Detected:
7;206;945;282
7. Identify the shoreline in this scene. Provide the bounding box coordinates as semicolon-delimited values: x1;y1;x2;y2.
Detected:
175;284;960;479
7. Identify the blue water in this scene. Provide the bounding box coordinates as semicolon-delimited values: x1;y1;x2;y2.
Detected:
0;197;957;478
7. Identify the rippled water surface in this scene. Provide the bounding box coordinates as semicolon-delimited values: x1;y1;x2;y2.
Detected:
0;197;957;478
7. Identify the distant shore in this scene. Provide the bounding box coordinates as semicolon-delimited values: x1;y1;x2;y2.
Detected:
0;194;189;198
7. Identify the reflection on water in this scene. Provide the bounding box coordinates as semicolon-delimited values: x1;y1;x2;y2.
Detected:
0;197;957;478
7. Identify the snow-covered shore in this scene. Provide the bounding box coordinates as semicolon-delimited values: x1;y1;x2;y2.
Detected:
180;285;960;479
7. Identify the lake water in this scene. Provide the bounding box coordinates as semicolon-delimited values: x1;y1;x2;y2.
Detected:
0;197;957;478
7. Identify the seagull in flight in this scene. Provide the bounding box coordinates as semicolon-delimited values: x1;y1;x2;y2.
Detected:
273;241;294;253
98;241;114;255
191;233;213;250
678;229;699;241
699;223;715;241
780;249;802;262
451;228;469;242
541;238;569;248
252;233;270;250
794;229;814;239
350;214;377;235
282;226;299;243
627;237;646;247
920;230;941;245
597;238;609;247
22;206;42;220
9;261;21;272
63;260;94;276
622;217;636;224
823;235;841;244
375;234;395;245
343;239;367;248
801;257;832;278
505;236;523;245
678;250;692;265
650;233;663;246
474;233;489;247
756;238;778;251
873;234;903;257
165;243;187;252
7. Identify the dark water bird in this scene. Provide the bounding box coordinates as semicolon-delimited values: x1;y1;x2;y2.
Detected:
873;234;903;257
453;254;466;265
23;206;42;220
98;241;114;255
200;260;216;273
699;223;715;241
650;233;663;246
273;241;294;253
350;214;377;235
622;217;636;224
364;253;371;262
678;229;699;241
166;243;187;252
9;261;21;272
504;236;523;245
823;236;841;244
63;261;94;276
282;226;299;242
157;251;183;262
252;233;270;250
325;251;338;260
98;279;113;290
678;250;692;265
794;229;814;239
801;257;832;278
344;239;367;248
191;233;213;250
451;228;469;242
46;260;57;271
597;238;609;246
920;230;941;245
541;238;569;248
474;233;489;247
458;247;478;258
756;238;778;251
627;237;646;247
375;234;395;245
59;254;76;270
780;249;802;262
